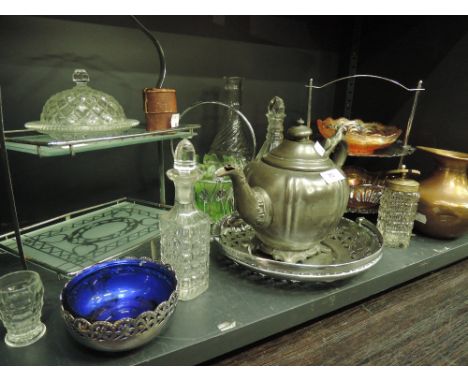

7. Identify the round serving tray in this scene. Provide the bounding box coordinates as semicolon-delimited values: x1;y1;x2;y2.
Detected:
215;216;383;282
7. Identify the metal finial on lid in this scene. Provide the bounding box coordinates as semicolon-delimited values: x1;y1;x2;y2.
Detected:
287;119;312;141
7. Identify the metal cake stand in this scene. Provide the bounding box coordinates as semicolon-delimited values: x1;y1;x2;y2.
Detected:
215;215;383;282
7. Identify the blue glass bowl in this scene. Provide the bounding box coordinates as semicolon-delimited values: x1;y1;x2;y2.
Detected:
60;258;178;352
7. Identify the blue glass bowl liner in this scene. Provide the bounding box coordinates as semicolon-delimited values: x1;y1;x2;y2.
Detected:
60;258;178;351
61;258;177;322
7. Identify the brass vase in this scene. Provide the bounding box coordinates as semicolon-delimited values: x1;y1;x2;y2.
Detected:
415;146;468;239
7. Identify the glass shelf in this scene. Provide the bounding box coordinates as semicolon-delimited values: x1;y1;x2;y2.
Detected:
3;125;200;157
0;198;169;277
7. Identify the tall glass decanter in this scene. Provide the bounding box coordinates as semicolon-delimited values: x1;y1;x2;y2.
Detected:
160;139;211;301
195;76;251;224
256;96;286;160
209;76;250;163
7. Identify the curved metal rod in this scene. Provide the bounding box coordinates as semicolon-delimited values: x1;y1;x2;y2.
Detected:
306;74;425;92
0;87;27;269
131;16;166;88
173;101;257;160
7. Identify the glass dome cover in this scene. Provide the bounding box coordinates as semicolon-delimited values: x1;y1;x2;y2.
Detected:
25;69;139;140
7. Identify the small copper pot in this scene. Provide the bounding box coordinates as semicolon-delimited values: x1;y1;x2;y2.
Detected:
415;146;468;239
143;88;177;131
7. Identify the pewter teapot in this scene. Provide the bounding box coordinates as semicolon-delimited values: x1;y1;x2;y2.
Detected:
216;121;349;263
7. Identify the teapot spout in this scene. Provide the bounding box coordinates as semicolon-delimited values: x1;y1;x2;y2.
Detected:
324;124;348;168
215;165;272;229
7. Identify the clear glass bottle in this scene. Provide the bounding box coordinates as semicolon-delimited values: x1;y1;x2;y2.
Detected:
195;76;250;224
160;139;211;300
256;96;286;160
208;76;250;163
377;167;420;248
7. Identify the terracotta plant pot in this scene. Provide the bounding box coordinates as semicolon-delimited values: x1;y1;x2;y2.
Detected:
143;88;177;131
415;146;468;239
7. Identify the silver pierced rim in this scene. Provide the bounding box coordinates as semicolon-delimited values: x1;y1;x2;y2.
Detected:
60;291;178;342
60;258;178;342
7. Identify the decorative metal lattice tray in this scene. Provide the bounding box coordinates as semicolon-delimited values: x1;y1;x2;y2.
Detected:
215;215;383;282
0;198;168;277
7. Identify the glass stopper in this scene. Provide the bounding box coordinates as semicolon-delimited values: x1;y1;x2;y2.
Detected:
174;139;197;173
72;69;90;85
267;96;285;117
223;76;243;90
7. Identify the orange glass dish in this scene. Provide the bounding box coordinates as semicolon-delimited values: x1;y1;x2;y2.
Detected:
317;117;402;155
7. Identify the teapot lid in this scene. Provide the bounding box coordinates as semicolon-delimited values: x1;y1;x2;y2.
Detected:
262;120;332;171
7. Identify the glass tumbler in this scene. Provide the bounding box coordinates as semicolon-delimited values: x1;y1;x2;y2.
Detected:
0;270;46;347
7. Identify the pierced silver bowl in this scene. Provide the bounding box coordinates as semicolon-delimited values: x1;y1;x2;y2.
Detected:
60;258;178;352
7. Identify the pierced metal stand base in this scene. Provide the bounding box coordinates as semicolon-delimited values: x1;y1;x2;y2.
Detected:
258;239;329;264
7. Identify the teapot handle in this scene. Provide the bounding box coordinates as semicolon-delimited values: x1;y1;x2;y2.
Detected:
324;124;347;168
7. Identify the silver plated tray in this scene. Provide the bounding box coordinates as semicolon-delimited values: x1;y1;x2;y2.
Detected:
215;216;383;282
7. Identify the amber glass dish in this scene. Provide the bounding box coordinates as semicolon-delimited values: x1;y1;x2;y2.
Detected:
317;117;401;155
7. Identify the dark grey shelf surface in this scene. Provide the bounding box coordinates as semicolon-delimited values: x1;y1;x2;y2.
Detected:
0;232;467;366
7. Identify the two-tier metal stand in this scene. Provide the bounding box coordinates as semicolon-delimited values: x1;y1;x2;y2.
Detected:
306;74;425;163
0;86;199;274
304;74;425;214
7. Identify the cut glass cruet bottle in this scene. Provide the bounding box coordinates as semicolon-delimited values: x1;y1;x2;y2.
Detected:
377;166;421;248
160;139;211;301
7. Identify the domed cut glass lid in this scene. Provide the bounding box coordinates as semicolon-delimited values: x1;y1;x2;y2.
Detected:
25;69;139;140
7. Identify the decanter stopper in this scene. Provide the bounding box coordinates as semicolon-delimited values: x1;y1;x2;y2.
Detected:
256;96;286;160
174;138;197;174
267;96;285;118
168;139;202;204
72;69;90;86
